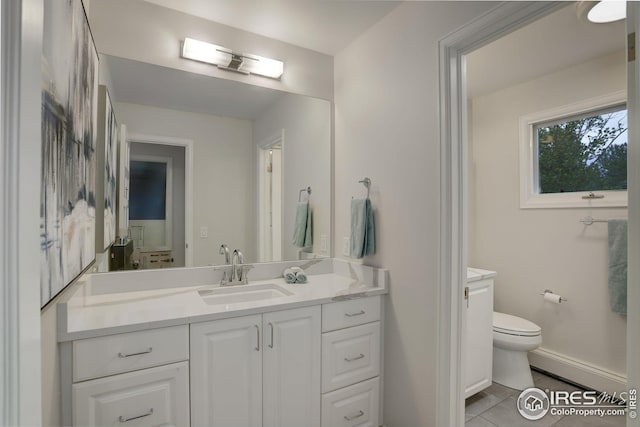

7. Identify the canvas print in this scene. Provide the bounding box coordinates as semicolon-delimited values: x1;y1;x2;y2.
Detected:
41;0;99;307
103;89;118;249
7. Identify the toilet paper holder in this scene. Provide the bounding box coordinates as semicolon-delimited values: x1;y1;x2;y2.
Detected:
540;289;568;302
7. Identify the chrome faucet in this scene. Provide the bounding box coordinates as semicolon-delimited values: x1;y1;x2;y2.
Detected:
216;246;253;286
219;244;231;284
232;249;245;283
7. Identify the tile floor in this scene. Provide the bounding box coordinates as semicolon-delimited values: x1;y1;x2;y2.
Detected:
465;369;627;427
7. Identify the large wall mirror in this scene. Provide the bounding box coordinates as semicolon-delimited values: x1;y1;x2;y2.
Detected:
102;54;331;270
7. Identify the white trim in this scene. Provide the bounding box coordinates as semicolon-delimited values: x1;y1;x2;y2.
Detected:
257;130;284;263
519;90;628;209
129;154;173;251
529;347;626;393
627;3;640;426
437;3;563;426
1;0;43;424
128;133;194;267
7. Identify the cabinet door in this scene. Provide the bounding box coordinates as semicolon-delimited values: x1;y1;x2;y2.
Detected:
190;315;262;427
464;279;494;398
263;306;321;427
72;361;189;427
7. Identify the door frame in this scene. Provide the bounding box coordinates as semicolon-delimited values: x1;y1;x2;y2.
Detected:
437;2;572;426
257;129;285;262
2;0;43;424
128;133;194;267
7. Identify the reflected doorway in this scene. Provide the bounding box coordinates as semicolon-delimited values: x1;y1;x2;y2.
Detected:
258;131;284;262
129;141;186;268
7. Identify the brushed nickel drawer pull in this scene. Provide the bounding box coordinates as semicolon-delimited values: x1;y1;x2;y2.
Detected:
117;347;153;358
344;310;365;317
255;325;260;351
344;353;365;362
268;322;274;348
344;410;364;421
119;408;153;423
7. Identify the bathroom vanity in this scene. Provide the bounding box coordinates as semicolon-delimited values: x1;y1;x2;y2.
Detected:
464;268;495;398
57;259;387;427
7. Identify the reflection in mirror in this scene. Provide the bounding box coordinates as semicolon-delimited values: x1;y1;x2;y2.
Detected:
101;55;331;270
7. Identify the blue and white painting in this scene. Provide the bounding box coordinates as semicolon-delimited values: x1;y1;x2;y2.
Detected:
41;0;98;307
103;89;118;250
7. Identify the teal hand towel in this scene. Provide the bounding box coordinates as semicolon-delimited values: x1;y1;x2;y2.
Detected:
349;198;375;258
608;219;627;315
292;202;313;248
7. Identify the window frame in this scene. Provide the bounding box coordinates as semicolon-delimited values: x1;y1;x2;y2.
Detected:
519;90;628;209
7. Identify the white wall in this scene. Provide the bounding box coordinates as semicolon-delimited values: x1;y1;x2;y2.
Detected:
469;51;627;380
253;93;331;260
88;0;333;100
117;102;255;265
334;2;496;425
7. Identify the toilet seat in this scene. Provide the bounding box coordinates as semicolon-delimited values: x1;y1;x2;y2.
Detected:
493;312;541;337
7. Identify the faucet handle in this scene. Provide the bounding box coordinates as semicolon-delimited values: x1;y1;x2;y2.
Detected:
239;263;254;284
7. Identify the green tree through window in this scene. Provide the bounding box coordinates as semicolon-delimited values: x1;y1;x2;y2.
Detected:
536;107;627;193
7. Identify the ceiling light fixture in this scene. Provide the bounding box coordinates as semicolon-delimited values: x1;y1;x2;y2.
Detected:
577;0;626;24
181;37;284;80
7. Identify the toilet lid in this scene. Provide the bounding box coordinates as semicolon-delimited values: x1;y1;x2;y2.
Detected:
493;312;541;337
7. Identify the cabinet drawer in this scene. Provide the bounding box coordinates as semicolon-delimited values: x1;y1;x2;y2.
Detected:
72;361;189;427
322;296;381;332
322;322;380;393
73;325;188;382
321;377;379;427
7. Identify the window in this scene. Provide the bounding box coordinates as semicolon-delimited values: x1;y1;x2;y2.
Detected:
519;91;628;208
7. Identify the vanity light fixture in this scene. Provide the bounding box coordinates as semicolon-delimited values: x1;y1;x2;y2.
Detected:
577;0;626;24
181;37;284;80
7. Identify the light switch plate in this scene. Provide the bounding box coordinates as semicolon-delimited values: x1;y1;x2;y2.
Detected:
200;226;208;238
320;235;328;253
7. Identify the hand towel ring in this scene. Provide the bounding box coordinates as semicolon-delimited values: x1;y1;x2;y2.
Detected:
298;186;311;202
358;177;371;198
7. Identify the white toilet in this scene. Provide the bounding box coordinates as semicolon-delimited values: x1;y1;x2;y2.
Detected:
492;311;542;390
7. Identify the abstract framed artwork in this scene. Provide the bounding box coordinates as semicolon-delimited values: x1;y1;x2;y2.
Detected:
41;0;99;307
96;86;118;250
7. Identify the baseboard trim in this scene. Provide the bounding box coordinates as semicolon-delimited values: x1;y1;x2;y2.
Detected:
529;347;626;393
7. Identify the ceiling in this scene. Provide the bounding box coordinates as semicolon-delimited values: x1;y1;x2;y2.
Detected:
141;0;400;56
466;4;625;99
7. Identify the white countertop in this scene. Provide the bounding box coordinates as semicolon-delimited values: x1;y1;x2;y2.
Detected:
58;259;388;342
467;267;497;283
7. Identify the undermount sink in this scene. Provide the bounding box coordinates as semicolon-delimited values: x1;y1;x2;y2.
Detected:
198;283;294;305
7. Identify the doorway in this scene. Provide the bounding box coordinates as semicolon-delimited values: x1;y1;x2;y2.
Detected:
437;2;639;426
127;134;194;268
258;130;284;262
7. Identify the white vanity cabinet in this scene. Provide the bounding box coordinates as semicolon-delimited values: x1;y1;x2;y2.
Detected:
464;272;494;398
68;325;190;427
320;296;382;427
190;305;321;427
